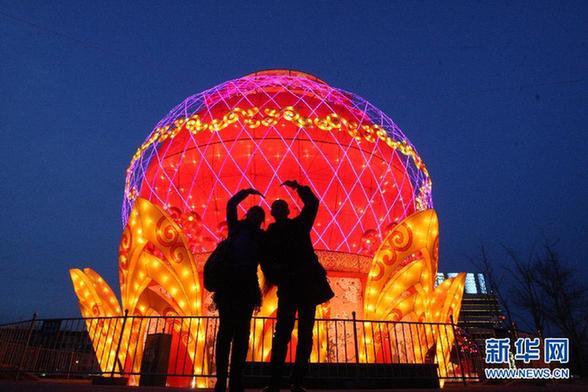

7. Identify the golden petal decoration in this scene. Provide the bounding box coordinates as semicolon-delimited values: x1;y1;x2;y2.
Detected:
364;209;439;320
70;198;208;387
69;268;123;374
432;273;466;388
362;209;465;388
119;198;202;316
248;268;278;362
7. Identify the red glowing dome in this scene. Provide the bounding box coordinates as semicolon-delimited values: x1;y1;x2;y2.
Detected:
123;70;432;257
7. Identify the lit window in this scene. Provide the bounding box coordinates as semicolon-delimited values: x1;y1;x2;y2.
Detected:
465;273;477;294
477;273;488;294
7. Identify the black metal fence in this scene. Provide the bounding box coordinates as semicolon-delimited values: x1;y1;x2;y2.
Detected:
0;314;484;387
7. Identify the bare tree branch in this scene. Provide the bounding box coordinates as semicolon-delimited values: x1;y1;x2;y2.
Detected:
502;244;545;337
533;240;587;376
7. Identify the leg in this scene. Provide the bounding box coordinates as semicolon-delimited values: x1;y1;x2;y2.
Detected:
215;303;234;392
292;302;316;386
229;304;254;392
269;296;297;388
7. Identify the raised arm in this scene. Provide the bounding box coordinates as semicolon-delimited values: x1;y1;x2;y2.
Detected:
296;185;319;231
226;190;248;232
226;188;264;233
282;180;319;232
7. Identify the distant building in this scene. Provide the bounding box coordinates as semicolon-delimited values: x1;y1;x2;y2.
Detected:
437;272;507;347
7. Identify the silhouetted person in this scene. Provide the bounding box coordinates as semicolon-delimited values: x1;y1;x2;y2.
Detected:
214;188;265;392
262;180;330;392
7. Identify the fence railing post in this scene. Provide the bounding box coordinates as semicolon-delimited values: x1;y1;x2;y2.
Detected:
450;315;467;386
16;313;37;381
351;311;359;364
351;311;360;384
110;309;129;378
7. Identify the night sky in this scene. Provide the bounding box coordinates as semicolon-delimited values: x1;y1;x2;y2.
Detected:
1;1;586;323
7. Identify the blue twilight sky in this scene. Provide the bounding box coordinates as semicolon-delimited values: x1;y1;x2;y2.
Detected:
0;1;586;323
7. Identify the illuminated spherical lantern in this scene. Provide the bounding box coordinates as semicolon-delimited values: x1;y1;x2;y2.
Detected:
123;70;432;318
71;70;464;385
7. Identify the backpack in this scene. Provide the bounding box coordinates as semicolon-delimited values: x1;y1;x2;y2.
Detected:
203;238;232;292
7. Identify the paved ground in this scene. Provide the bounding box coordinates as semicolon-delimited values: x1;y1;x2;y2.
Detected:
0;380;587;392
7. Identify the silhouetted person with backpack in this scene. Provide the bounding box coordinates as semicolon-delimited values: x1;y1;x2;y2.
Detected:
214;188;265;392
262;180;333;392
